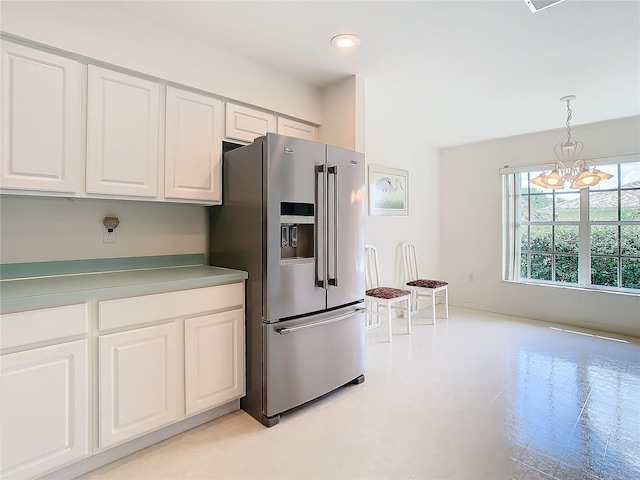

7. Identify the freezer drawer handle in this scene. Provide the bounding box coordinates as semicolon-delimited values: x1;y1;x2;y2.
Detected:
276;308;366;335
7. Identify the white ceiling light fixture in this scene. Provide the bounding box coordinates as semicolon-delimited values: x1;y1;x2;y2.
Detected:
330;34;361;49
531;96;613;190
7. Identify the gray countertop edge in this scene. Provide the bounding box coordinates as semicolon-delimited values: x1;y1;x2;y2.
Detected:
0;266;248;314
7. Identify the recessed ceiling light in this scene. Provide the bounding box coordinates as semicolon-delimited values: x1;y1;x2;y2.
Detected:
330;34;361;49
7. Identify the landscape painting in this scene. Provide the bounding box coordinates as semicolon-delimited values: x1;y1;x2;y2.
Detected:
368;165;408;216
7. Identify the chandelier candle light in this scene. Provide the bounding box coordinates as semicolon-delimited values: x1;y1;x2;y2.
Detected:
530;96;613;190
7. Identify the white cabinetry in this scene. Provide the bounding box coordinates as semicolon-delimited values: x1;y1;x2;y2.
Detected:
225;103;275;143
98;322;180;449
277;117;317;141
0;40;82;195
86;65;159;198
0;305;89;479
184;309;244;415
97;282;244;447
165;87;223;203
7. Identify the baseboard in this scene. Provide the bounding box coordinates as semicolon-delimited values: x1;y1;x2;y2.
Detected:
40;400;240;480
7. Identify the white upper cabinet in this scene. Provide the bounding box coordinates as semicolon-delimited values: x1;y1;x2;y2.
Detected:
0;41;82;194
277;117;317;141
165;87;223;203
86;65;159;198
225;103;276;143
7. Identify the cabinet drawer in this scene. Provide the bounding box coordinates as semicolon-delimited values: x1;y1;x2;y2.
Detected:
99;283;244;330
1;304;88;350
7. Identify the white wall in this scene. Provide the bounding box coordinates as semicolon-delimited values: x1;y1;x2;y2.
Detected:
439;116;640;337
364;77;441;288
0;196;207;263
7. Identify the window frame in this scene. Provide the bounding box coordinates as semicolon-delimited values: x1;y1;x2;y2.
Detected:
501;155;640;294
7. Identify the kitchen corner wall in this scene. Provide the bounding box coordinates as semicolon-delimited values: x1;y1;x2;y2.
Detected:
439;115;640;337
363;77;441;289
320;76;366;153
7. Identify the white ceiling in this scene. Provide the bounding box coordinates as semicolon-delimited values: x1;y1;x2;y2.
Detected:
104;0;639;148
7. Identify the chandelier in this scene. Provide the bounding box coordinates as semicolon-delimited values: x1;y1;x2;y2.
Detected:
530;95;613;189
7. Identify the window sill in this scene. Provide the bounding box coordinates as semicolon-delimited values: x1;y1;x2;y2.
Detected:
502;279;640;297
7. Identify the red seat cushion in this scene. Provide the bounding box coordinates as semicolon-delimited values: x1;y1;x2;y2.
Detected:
406;279;448;288
366;287;411;299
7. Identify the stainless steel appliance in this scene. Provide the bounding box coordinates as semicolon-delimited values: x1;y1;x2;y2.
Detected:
210;133;365;427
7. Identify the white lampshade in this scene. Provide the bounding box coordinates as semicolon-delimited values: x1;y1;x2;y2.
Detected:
570;169;601;189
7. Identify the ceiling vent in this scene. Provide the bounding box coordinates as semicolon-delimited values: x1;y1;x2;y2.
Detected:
524;0;566;13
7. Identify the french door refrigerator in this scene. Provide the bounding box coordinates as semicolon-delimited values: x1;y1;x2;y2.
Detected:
210;133;365;427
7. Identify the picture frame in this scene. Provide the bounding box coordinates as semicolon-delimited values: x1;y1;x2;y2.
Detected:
368;164;409;216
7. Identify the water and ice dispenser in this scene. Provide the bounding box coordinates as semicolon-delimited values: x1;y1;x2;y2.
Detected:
280;202;314;263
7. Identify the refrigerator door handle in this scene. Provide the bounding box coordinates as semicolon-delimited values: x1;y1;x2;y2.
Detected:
276;308;366;334
328;165;339;287
316;164;327;289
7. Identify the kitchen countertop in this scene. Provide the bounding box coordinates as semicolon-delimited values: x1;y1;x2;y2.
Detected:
0;263;248;313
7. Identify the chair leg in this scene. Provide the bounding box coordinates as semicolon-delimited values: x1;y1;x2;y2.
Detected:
406;298;412;335
431;290;436;325
444;287;449;319
387;303;392;342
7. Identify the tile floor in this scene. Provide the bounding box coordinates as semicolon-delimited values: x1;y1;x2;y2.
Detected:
80;307;640;480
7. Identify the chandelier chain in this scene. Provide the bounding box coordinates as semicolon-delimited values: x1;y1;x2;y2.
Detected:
565;99;572;143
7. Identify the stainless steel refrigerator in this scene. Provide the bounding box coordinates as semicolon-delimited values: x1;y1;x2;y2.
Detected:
209;133;366;427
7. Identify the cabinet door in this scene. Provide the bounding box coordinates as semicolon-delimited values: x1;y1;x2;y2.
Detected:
0;340;88;479
86;65;159;197
99;323;179;448
225;103;275;143
277;117;317;141
1;41;82;194
165;87;222;202
184;309;245;415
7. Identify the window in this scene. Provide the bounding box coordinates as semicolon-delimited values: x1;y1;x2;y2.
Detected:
502;158;640;292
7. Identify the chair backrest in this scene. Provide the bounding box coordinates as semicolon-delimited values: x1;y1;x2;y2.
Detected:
402;242;420;282
365;245;381;290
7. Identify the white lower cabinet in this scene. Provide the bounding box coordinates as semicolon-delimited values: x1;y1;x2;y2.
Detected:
0;282;245;476
184;309;245;415
98;322;180;449
97;283;245;450
0;340;89;479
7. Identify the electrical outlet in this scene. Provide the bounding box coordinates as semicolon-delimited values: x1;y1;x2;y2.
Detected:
104;229;116;243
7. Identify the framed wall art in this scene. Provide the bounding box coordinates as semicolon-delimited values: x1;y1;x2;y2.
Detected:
368;165;408;216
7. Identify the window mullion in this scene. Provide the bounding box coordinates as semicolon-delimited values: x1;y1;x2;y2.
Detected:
578;187;590;285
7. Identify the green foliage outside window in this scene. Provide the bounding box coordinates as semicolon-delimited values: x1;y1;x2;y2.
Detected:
523;225;640;289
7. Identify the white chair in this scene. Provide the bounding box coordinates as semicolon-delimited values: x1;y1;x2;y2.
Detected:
365;245;412;342
401;242;449;325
